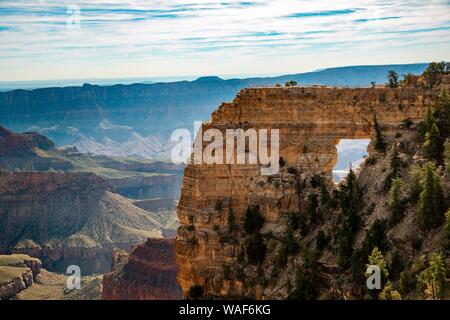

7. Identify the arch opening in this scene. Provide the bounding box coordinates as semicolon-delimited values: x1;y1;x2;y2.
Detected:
333;139;370;183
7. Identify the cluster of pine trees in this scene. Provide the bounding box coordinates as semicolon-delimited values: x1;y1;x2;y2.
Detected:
336;63;450;299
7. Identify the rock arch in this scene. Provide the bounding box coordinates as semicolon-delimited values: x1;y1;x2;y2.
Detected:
175;84;437;298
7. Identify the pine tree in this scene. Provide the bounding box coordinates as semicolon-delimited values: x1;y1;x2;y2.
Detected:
337;168;363;269
387;70;399;88
319;179;331;206
435;90;450;138
424;62;449;87
444;209;450;239
390;144;401;179
379;281;402;300
409;164;423;202
385;143;402;190
417;253;447;300
339;168;363;231
365;247;390;299
444;139;450;169
244;206;264;234
422;122;443;161
419;106;436;140
389;178;404;227
373;115;386;152
417;162;445;232
366;247;389;281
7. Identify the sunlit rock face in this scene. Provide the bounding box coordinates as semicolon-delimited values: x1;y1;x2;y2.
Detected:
176;79;449;299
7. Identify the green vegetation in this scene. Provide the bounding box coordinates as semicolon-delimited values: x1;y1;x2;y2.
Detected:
349;219;388;285
402;118;413;129
365;247;389;293
417;162;445;232
379;281;402;300
399;270;416;294
361;219;388;255
315;230;330;252
423;61;450;87
384;144;402;190
373;115;386;152
401;73;416;86
306;193;319;223
289;250;320;300
276;228;299;267
387;70;399;88
419;107;436;140
417;253;447;299
409;164;423;202
445;139;450;169
339;169;362;232
422;122;443;161
285;80;297;87
435;90;450;139
187;285;204;300
245;233;266;265
288;211;309;236
319;180;331;207
389;144;401;180
215;199;223;211
243;206;264;234
444;209;450;239
336;169;363;269
364;247;401;299
227;208;237;232
287;166;298;175
389;250;404;278
388;178;405;227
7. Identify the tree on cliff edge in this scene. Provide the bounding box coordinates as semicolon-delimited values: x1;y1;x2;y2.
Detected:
387;70;399;88
373;115;386;152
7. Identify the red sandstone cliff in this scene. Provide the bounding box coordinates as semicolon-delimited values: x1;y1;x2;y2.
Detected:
102;238;182;300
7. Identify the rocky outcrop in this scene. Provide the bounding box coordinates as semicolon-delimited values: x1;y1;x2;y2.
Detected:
102;238;182;300
176;76;450;298
0;254;42;299
109;174;181;200
0;126;54;156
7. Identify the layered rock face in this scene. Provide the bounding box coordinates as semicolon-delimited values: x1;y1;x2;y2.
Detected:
102;238;182;300
0;126;56;158
0;170;166;274
0;254;42;299
176;80;449;298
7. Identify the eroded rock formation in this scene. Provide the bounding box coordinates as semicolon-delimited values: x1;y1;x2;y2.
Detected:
176;78;450;298
0;254;42;299
102;238;182;300
0;170;166;274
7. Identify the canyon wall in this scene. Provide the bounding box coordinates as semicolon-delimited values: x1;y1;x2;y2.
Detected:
0;254;42;299
0;170;165;274
176;80;449;298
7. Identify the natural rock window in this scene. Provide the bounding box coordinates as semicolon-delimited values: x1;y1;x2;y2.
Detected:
333;139;370;183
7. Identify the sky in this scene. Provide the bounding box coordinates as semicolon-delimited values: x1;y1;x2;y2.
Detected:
1;0;450;81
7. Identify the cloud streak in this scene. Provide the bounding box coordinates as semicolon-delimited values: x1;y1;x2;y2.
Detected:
0;0;449;81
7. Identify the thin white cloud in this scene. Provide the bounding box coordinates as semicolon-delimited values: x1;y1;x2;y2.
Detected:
0;0;449;80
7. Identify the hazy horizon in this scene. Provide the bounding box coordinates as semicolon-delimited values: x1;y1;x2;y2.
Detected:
0;62;430;91
1;0;450;82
